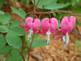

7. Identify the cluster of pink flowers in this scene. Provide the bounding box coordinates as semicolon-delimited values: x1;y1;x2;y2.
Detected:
24;16;76;45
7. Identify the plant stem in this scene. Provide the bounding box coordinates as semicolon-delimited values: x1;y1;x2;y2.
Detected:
28;10;81;16
62;32;69;47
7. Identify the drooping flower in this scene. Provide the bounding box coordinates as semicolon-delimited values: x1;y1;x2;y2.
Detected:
41;17;58;44
61;16;76;46
25;17;41;33
41;17;58;34
25;17;41;41
61;16;76;34
50;17;58;34
25;17;33;32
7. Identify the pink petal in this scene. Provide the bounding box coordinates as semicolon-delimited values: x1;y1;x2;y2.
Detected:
25;17;33;32
69;16;76;30
61;16;76;34
41;18;50;34
25;17;33;23
61;16;69;34
32;18;41;33
50;17;58;34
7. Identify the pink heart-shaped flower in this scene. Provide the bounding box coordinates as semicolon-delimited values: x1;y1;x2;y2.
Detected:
61;16;76;34
41;17;58;34
50;17;58;34
25;17;41;33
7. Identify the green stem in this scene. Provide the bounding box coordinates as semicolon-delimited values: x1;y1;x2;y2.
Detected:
25;29;34;61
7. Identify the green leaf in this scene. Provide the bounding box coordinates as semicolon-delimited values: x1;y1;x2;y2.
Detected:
31;39;48;48
11;27;25;36
12;7;26;19
33;0;70;10
0;14;11;24
0;34;11;55
33;0;57;6
0;46;11;55
0;35;6;47
6;49;23;61
10;21;25;36
27;34;48;48
6;31;22;49
57;0;67;3
10;21;20;27
39;3;70;10
0;26;9;33
0;11;5;15
0;0;5;5
10;27;25;36
71;0;81;6
22;0;29;5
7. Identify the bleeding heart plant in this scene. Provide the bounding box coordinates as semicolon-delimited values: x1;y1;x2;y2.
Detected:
25;17;41;33
25;17;41;41
61;16;76;46
41;17;58;44
24;16;76;46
